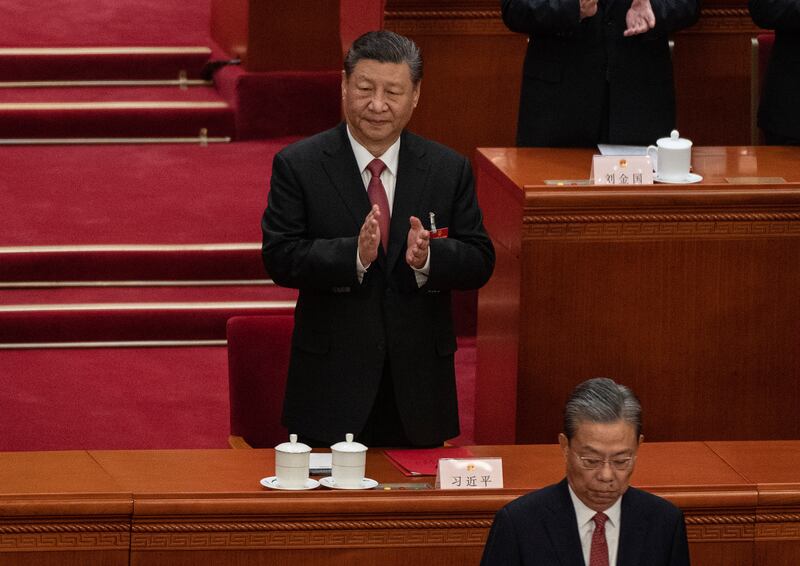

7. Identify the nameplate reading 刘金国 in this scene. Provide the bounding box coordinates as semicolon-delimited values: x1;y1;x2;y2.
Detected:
435;458;503;490
591;155;654;185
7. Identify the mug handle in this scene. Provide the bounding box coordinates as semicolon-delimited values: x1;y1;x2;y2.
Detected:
646;145;658;173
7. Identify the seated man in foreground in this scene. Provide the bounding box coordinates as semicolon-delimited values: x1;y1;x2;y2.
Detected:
481;377;690;566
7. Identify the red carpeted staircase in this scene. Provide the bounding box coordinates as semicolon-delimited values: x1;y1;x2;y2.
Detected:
0;0;478;452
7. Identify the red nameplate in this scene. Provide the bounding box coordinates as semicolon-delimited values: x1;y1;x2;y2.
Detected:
430;227;448;239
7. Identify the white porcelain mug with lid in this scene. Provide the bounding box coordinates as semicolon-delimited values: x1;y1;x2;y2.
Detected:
330;433;368;488
647;129;692;182
274;434;311;488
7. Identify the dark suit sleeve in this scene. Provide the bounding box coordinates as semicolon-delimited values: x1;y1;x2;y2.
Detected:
261;151;360;290
669;510;691;566
426;156;495;291
501;0;582;36
480;507;523;566
749;0;800;30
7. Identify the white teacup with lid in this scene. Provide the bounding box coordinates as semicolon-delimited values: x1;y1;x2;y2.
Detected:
274;434;311;488
647;129;693;182
330;433;368;488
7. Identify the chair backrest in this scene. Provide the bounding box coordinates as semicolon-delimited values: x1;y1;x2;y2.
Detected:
227;314;294;448
751;32;775;144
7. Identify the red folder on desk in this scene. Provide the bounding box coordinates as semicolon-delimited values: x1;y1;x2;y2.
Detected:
384;447;473;476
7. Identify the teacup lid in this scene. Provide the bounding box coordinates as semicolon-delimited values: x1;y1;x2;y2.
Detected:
657;129;692;149
274;433;311;454
330;433;368;453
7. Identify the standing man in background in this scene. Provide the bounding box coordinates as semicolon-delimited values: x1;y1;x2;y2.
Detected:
750;0;800;145
262;31;495;448
481;377;690;565
502;0;700;147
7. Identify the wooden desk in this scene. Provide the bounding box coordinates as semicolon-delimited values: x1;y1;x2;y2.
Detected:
708;441;800;566
474;146;800;445
1;443;798;565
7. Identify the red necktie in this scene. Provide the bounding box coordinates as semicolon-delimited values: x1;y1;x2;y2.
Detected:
366;158;390;252
589;512;609;566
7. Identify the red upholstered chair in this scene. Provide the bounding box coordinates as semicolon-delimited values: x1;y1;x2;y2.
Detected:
751;32;775;144
226;315;294;448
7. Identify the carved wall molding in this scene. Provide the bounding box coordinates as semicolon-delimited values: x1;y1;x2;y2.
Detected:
132;528;488;550
702;8;750;17
685;514;755;525
756;513;800;540
386;16;509;36
0;532;129;551
386;10;499;19
685;513;755;541
680;8;759;34
0;522;129;534
133;518;492;533
522;211;800;240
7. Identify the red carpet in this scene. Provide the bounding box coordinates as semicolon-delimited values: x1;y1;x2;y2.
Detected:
0;47;212;81
0;346;230;451
0;0;213;47
0;339;476;451
0;141;294;283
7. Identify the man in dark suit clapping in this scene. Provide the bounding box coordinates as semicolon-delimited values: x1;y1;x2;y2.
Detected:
261;31;495;448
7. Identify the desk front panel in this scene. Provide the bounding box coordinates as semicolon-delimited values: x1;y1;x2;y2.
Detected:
475;147;800;446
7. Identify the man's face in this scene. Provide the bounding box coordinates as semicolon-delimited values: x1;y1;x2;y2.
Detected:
558;419;642;512
341;58;420;156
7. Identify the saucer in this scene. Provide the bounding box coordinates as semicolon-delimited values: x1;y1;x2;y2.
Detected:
654;172;703;184
319;476;379;490
260;476;320;491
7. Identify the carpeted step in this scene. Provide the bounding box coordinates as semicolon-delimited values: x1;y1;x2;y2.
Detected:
0;284;297;346
0;245;265;285
0;337;476;451
0;85;234;139
0;141;287;283
0;47;214;82
0;345;231;451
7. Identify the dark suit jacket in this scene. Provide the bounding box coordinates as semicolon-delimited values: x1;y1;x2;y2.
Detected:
261;123;495;446
750;0;800;142
502;0;700;147
481;479;690;566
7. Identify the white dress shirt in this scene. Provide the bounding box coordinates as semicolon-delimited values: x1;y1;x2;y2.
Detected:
568;484;622;566
346;126;430;286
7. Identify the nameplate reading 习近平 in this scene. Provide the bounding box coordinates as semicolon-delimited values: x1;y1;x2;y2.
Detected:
435;457;503;490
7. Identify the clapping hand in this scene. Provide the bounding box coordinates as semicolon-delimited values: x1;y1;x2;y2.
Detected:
624;0;656;36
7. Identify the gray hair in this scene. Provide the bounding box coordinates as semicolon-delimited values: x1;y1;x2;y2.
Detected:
344;30;423;84
563;377;642;440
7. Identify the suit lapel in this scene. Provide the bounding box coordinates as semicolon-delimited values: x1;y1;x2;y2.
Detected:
321;123;372;232
617;488;648;566
544;479;588;566
386;131;429;273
